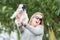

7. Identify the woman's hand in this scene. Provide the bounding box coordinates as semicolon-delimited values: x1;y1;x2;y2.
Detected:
18;21;26;26
21;21;26;26
18;22;23;26
15;11;23;26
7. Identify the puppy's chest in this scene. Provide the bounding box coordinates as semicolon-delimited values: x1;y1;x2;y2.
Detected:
20;13;27;18
20;13;27;20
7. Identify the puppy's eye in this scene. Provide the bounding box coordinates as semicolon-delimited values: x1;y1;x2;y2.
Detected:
22;4;26;10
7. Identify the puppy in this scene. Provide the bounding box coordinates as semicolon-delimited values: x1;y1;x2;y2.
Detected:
10;4;29;26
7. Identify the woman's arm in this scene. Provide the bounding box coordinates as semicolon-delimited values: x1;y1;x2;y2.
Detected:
15;12;25;33
25;24;44;36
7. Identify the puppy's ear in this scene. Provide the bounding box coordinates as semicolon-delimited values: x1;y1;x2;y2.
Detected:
22;4;26;10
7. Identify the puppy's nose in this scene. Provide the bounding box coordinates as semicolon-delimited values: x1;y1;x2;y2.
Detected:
22;4;26;10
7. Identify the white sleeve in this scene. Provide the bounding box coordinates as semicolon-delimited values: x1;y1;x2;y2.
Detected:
25;24;44;36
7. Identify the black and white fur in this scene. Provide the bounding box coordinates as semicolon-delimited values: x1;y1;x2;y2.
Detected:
10;4;29;26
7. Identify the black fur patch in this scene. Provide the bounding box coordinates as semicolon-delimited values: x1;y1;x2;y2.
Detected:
22;4;26;11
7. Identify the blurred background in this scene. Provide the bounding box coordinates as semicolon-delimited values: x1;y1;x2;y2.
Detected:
0;0;60;40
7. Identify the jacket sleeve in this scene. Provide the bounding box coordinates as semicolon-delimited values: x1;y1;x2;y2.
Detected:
25;24;44;36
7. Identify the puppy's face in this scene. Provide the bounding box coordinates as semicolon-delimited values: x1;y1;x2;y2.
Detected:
18;4;26;11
